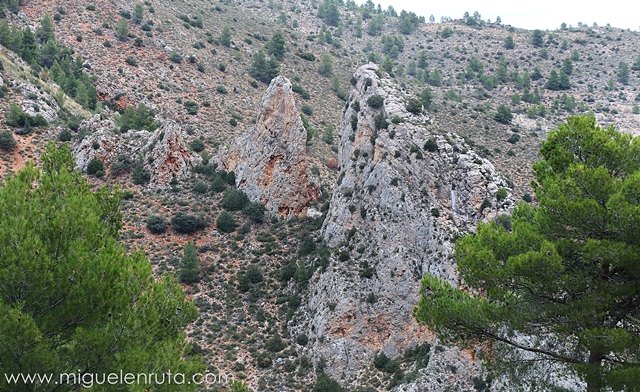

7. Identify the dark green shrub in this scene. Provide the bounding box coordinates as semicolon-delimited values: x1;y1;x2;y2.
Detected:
116;104;157;132
58;129;72;142
189;139;205;152
184;101;198;115
265;333;285;352
222;171;236;185
496;188;508;201
301;104;313;116
216;211;237;233
192;180;208;194
280;262;297;282
299;236;316;256
221;189;249;211
495;214;512;231
6;103;48;128
374;113;388;130
86;158;104;176
494;105;513;124
296;334;308;346
406;98;423;114
367;95;384;108
312;374;344;392
237;264;263;291
374;352;390;370
110;155;133;176
132;161;151;185
242;202;266;223
146;215;168;234
0;131;17;151
424;138;438;152
256;352;272;368
169;51;183;63
210;175;227;193
172;212;208;234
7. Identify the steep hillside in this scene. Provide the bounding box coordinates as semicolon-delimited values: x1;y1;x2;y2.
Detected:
0;0;639;391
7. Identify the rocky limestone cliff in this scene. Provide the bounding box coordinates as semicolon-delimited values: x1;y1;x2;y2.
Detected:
294;64;514;389
73;116;200;187
219;76;320;218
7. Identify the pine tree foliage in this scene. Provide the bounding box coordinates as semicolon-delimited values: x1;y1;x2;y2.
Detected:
415;116;640;392
0;144;204;391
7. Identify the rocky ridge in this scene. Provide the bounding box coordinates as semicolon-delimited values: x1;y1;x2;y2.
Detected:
219;76;320;217
74;116;200;187
293;64;514;389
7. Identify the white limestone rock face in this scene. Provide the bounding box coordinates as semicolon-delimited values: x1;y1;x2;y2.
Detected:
220;76;320;217
293;64;514;389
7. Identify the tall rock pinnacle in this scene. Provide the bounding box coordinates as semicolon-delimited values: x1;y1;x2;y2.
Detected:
221;76;320;217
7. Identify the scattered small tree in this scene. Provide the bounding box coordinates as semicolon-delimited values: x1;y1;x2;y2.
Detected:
36;14;55;43
179;242;200;284
132;3;144;24
249;50;279;83
266;31;286;61
617;62;630;85
531;29;544;47
219;25;232;47
116;18;129;41
318;0;340;27
504;35;515;49
318;53;333;77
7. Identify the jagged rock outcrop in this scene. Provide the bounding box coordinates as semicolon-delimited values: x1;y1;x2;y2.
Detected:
219;76;320;218
294;64;514;389
73;115;200;186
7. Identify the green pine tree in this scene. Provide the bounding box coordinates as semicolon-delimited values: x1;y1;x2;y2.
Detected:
266;31;286;61
0;144;205;391
116;18;129;41
179;242;200;284
219;25;232;47
132;3;144;24
36;14;55;43
415;115;640;392
20;27;38;64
